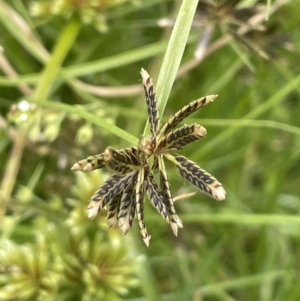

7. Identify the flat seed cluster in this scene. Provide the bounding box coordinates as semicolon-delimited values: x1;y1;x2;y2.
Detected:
71;69;226;246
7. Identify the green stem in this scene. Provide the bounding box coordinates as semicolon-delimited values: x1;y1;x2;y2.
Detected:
196;270;291;296
32;99;139;145
143;0;199;135
169;213;300;226
0;17;80;223
33;16;80;100
0;0;49;63
197;71;300;157
0;131;26;220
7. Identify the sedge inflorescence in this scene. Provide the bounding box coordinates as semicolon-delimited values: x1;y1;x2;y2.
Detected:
71;69;226;246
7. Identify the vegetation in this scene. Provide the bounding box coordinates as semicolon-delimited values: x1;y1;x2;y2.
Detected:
0;0;300;300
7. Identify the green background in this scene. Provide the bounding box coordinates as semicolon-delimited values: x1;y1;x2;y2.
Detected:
1;0;300;300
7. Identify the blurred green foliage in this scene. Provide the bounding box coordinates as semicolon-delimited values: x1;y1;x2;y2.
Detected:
1;0;300;300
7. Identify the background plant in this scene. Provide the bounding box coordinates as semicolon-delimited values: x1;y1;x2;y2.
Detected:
1;0;300;300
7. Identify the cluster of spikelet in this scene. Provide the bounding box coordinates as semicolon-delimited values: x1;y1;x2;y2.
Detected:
71;69;226;246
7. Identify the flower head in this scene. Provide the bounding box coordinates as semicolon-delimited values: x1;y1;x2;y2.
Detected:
72;69;226;245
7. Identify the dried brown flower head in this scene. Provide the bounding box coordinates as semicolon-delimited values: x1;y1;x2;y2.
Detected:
71;69;226;246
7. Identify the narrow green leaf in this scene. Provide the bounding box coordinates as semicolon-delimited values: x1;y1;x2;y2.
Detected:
144;0;200;135
30;99;139;144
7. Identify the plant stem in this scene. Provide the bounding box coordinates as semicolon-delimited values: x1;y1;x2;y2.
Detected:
0;17;80;224
0;130;27;220
143;0;199;135
33;17;80;100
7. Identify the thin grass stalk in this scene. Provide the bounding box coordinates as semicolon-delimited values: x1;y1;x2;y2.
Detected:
29;99;139;144
144;0;200;136
197;72;300;157
0;17;80;223
33;16;80;100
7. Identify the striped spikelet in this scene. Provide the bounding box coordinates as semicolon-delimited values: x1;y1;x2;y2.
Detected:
174;155;226;201
71;154;105;172
141;68;160;136
157;94;218;140
158;155;183;236
71;68;225;246
145;170;169;221
106;193;122;228
135;168;151;246
87;171;137;218
156;123;207;152
118;186;136;234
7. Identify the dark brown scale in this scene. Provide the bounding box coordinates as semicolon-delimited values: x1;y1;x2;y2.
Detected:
108;194;121;211
91;172;137;209
176;156;215;184
146;172;169;220
177;167;212;196
143;75;160;136
156;124;204;152
108;147;140;166
117;181;137;220
159;171;176;217
129;198;136;226
135;169;149;242
86;155;106;169
158;155;178;226
158;97;210;137
175;156;216;197
106;160;133;174
107;193;122;219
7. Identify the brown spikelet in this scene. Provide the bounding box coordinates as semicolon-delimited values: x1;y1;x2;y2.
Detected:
158;155;182;235
156;123;207;152
104;146;140;166
71;154;105;172
141;68;160;136
118;191;136;234
102;147;138;174
118;174;138;234
71;69;225;246
107;193;122;228
90;171;137;211
104;160;134;174
173;155;226;201
157;95;218;139
135;168;151;246
145;170;169;222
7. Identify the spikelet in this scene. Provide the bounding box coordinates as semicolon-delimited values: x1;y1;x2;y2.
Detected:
118;173;139;234
71;68;225;246
87;171;137;219
106;193;122;228
157;95;218;139
145;171;169;222
141;68;160;136
104;146;140;166
158;155;183;235
118;191;136;235
135;168;151;246
174;155;226;201
71;154;105;172
156;123;207;152
102;147;138;174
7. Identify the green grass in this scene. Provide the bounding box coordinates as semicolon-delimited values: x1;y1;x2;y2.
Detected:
1;0;300;301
